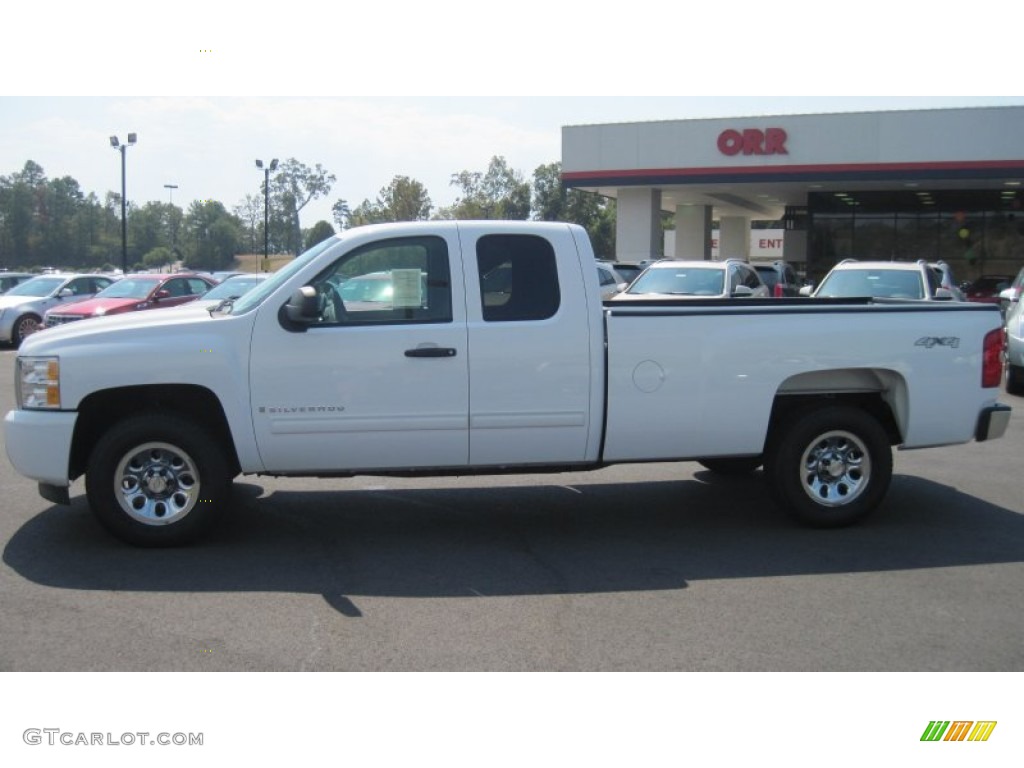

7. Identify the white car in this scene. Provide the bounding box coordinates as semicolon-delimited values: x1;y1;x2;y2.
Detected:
0;273;116;346
809;260;954;301
612;258;768;301
596;262;628;299
1005;295;1024;395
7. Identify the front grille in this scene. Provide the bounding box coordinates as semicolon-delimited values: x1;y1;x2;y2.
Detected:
45;314;84;328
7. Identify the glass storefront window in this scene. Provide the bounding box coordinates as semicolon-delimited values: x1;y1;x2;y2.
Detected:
808;191;1024;283
853;214;896;260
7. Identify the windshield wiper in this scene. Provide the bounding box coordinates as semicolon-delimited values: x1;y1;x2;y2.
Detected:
208;298;236;316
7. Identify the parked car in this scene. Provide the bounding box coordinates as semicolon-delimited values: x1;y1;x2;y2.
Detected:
0;271;35;294
44;273;216;328
928;261;966;301
964;274;1013;304
163;273;271;312
0;273;116;346
210;270;244;283
809;260;952;300
596;262;628;299
1005;293;1024;395
612;258;768;301
753;261;802;297
998;267;1024;315
604;261;645;286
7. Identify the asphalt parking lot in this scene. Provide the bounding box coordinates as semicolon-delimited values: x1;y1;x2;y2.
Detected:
0;346;1022;671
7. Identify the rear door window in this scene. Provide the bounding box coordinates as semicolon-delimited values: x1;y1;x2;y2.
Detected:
477;234;560;322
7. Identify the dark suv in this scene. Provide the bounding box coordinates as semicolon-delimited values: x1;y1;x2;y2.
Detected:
753;261;801;297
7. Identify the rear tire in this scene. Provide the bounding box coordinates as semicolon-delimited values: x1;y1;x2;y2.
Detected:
1007;364;1024;396
765;405;892;528
86;413;231;546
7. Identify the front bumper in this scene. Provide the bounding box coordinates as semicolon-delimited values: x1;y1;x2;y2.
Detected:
975;404;1012;442
4;408;78;487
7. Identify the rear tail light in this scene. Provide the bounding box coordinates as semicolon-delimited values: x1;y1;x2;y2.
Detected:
773;283;783;298
982;328;1005;388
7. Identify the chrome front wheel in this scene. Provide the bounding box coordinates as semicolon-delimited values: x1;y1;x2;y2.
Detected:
114;441;201;525
87;414;231;546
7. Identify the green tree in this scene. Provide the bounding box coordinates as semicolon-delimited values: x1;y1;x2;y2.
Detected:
304;220;336;250
182;200;244;271
270;159;336;256
440;156;530;220
129;202;182;264
234;194;263;254
341;175;433;229
377;176;432;221
331;199;351;231
532;162;617;259
142;246;175;271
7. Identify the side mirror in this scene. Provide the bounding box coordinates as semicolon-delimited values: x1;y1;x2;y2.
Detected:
799;285;814;297
58;288;74;298
1000;287;1018;304
731;285;754;298
282;286;320;328
934;288;954;300
154;289;171;300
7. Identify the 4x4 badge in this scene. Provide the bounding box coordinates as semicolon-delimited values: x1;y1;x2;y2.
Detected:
915;337;960;349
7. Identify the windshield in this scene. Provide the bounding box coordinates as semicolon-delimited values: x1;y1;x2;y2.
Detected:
628;267;724;296
201;276;264;301
816;269;924;299
230;236;340;315
754;267;779;288
96;278;161;300
6;276;65;297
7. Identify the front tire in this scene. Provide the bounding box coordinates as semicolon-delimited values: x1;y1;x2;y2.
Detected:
86;413;231;546
11;313;41;346
766;405;892;528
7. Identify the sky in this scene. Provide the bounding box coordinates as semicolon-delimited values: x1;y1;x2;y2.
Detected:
4;95;1024;234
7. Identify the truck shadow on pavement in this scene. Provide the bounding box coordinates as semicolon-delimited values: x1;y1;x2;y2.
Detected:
4;472;1024;618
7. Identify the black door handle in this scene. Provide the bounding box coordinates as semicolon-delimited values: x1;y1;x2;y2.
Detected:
404;347;457;358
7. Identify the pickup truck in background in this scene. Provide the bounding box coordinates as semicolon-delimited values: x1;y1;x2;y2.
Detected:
4;221;1011;546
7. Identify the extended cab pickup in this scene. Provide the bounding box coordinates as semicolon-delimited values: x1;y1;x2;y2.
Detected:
4;221;1012;546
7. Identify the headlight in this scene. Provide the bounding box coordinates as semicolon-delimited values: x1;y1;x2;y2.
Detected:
16;356;61;409
94;307;107;316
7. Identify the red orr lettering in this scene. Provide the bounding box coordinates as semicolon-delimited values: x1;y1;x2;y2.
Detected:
717;128;788;156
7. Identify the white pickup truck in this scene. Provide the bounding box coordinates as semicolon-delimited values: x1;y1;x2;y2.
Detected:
4;221;1011;546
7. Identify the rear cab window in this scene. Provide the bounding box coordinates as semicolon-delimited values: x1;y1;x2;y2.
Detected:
477;234;560;322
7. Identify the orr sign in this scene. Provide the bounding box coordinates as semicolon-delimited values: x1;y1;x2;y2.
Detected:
717;127;788;156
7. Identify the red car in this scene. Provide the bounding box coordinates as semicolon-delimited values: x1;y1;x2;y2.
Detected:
964;274;1013;304
44;273;216;328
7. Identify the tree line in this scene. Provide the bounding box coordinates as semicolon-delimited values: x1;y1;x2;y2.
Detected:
0;156;615;273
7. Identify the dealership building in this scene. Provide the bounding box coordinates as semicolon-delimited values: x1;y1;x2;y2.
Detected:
561;105;1024;282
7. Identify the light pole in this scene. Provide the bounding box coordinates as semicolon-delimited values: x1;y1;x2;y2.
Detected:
255;158;278;272
110;133;137;275
164;183;178;204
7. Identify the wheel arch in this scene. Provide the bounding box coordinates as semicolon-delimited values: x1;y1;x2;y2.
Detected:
70;385;241;480
768;368;907;451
